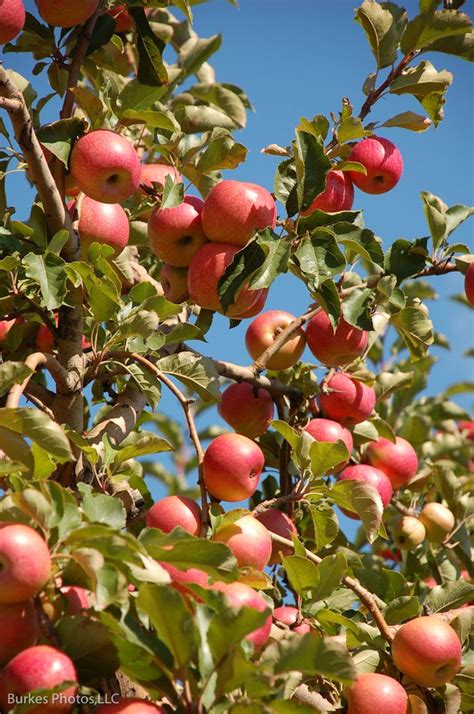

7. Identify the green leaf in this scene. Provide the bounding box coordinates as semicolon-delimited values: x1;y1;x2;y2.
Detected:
57;616;119;685
197;129;248;172
161;176;184;210
384;238;429;282
156;352;220;403
118;79;167;111
281;555;321;595
267;634;355;684
178;35;222;77
342;288;375;331
77;484;126;529
375;371;414;400
274;158;298;217
113;432;173;466
36;118;85;167
424;581;474;612
420;30;474;60
294;130;331;213
391;306;434;360
191;83;247;129
335;224;384;266
401;8;472;53
390;60;452;106
355;1;408;68
120;108;180;133
0;361;33;397
382;111;432;131
421;192;474;248
309;440;349;479
384;596;420;624
176;105;237;132
331;480;383;543
0;408;73;463
337;116;372;144
312;552;348;601
129;8;168;87
310;504;339;551
294;230;346;292
23;252;67;310
297;115;330;141
0;426;33;473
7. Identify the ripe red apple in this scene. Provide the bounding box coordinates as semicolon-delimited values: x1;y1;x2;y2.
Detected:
300;170;354;217
148;196;207;267
211;581;272;649
160;264;189;303
213;515;272;570
36;0;99;28
0;0;25;43
60;586;92;615
391;616;462;687
158;562;209;596
72;196;129;257
0;600;39;666
255;509;297;564
0;645;78;713
459;420;474;441
145;496;201;536
0;319;16;345
304;418;353;472
203;433;265;502
364;436;418;489
464;263;474;306
188;242;265;317
201;180;276;247
96;699;164;713
245;310;306;370
0;523;51;604
346;672;408;714
306;311;368;366
338;464;393;517
234;287;268;319
348;136;403;194
36;323;55;352
70;130;141;204
138;163;182;220
391;515;426;549
218;382;274;439
319;372;376;425
419;502;455;543
108;5;134;34
273;605;311;634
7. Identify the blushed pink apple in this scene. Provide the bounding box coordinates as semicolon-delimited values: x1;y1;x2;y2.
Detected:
0;319;16;344
203;433;265;502
70;129;141;204
348;136;403;194
465;263;474;306
319;372;376;425
0;523;51;604
233;287;268;319
146;496;201;536
158;562;209;597
245;309;306;370
96;699;164;713
148;196;207;267
0;0;25;43
0;600;39;666
160;264;189;303
391;515;426;549
60;586;92;615
202;180;276;246
346;672;408;714
338;464;393;518
218;382;274;439
211;581;272;649
419;502;455;544
306;311;368;366
36;0;99;28
108;5;134;33
301;170;354;216
459;420;474;441
36;323;54;352
364;436;418;489
273;605;311;634
255;509;297;564
213;515;272;570
304;418;353;472
73;196;129;257
138;162;182;220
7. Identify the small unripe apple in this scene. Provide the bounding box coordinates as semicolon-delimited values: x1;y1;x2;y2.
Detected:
273;605;311;634
160;264;189;303
210;581;272;649
346;672;408;714
70;130;141;204
304;418;353;472
0;0;25;43
391;515;426;549
465;262;474;306
364;436;418;489
138;163;182;220
73;196;130;257
0;522;51;604
348;136;403;194
60;586;92;615
255;509;297;564
419;502;455;543
203;433;265;501
319;372;376;425
338;464;393;518
202;180;276;246
306;311;368;366
218;382;274;439
213;515;272;570
148;196;207;267
96;699;164;713
300;169;354;216
245;309;306;370
36;0;99;28
108;5;134;34
145;496;202;536
391;615;462;687
0;600;39;666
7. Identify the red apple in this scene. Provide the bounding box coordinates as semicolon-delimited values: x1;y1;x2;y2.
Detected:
348;136;403;194
159;264;189;303
36;0;99;28
36;323;55;352
60;586;92;615
0;319;16;345
108;5;134;34
202;180;276;247
234;287;268;319
0;0;25;43
419;502;455;544
96;699;164;713
211;581;272;649
0;600;39;666
464;262;474;306
203;433;265;502
73;196;129;257
0;523;51;604
346;672;408;714
319;372;376;425
300;170;354;216
145;496;201;536
391;515;426;549
255;509;297;564
213;515;272;570
364;436;418;489
391;616;462;687
70;130;141;204
245;310;306;370
138;163;182;220
0;645;78;713
148;196;207;267
158;562;209;595
273;605;311;634
459;420;474;441
338;464;393;518
304;418;353;472
218;382;274;439
306;311;368;366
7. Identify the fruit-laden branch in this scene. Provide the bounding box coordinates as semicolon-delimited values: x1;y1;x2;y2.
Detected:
251;307;319;375
270;532;394;642
6;352;70;409
252;488;308;515
392;499;418;517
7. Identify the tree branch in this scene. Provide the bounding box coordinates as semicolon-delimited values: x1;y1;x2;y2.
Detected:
6;352;70;409
359;51;418;121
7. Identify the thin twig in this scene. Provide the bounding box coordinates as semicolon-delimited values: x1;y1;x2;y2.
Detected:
6;352;70;409
252;490;308;515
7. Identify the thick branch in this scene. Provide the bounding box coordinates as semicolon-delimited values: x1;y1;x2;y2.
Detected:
6;352;70;409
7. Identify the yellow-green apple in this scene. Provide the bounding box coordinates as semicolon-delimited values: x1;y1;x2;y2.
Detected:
96;699;164;713
465;263;474;306
245;310;306;370
306;311;368;366
304;418;353;472
272;605;311;634
211;581;272;649
138;163;182;220
319;372;376;425
218;382;274;439
60;586;92;615
203;433;265;501
419;502;455;543
364;436;418;489
0;523;51;603
36;0;99;27
255;509;297;564
145;495;201;536
148;196;207;267
108;5;134;33
0;0;25;43
202;179;276;246
188;242;265;317
391;616;462;687
0;600;39;666
0;644;78;713
338;464;392;518
391;515;426;549
70;129;141;204
160;264;189;303
348;136;403;194
301;170;354;217
0;319;16;345
72;196;129;257
213;515;272;570
346;672;408;714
